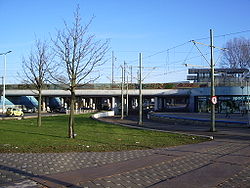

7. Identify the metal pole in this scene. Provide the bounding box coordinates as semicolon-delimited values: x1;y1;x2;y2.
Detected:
1;76;3;114
0;51;11;114
3;54;6;114
210;29;216;132
126;75;129;116
111;51;114;86
123;61;127;117
130;65;133;84
138;53;143;125
121;63;124;119
241;85;244;116
247;80;250;127
247;81;249;108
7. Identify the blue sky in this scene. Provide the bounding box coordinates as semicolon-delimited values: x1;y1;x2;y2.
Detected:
1;0;250;84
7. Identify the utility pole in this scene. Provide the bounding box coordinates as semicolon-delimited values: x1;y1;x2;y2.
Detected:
121;61;125;119
0;76;3;115
138;53;143;125
126;75;129;116
210;29;216;132
111;51;115;86
191;30;224;132
130;65;133;84
247;80;250;127
0;76;3;110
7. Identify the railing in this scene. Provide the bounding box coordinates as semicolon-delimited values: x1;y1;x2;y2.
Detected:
1;81;248;91
1;83;202;90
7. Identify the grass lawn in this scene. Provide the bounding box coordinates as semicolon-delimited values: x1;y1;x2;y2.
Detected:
0;114;209;153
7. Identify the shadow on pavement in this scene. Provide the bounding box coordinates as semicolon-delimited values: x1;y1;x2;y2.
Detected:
0;165;81;188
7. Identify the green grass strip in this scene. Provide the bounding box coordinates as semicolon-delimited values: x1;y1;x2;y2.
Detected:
0;114;208;153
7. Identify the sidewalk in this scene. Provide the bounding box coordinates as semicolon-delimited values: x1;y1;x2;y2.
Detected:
150;112;250;127
1;113;250;188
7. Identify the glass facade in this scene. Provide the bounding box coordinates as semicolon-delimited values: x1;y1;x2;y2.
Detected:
196;96;250;113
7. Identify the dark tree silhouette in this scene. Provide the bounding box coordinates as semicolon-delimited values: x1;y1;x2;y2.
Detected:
221;37;250;69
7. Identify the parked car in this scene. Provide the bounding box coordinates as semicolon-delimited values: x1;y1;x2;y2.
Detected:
80;107;93;110
50;107;66;113
22;107;37;113
6;108;24;117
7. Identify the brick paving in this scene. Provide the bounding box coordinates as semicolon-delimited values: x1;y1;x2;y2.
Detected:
0;150;157;186
79;142;250;188
0;113;250;188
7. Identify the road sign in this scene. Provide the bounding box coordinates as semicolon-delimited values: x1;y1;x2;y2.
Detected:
211;96;217;105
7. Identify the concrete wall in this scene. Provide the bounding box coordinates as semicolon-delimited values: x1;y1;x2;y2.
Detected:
92;111;115;119
5;89;190;97
6;86;250;113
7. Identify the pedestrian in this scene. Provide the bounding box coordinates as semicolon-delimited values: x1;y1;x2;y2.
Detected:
225;106;230;118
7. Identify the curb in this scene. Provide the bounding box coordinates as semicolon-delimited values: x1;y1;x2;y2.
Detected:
92;112;214;140
149;113;249;128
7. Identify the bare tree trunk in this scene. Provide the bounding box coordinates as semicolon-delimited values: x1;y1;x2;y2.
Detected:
22;39;52;128
37;88;42;127
68;88;75;138
52;6;109;138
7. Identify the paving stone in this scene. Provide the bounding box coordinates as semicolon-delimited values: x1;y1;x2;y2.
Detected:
1;134;249;188
0;149;158;186
1;179;42;188
215;165;250;188
79;142;250;188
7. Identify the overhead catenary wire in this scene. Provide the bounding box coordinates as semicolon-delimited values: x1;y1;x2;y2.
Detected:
193;29;250;41
182;44;194;65
144;50;221;69
5;29;250;86
126;29;250;64
128;42;190;63
192;42;210;65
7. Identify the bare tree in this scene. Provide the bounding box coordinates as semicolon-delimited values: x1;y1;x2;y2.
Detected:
52;7;109;138
22;39;53;127
221;37;250;69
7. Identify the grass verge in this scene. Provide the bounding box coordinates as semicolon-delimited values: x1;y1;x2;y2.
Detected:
0;113;209;153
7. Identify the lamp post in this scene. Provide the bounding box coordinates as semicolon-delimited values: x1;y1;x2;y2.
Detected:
0;51;12;114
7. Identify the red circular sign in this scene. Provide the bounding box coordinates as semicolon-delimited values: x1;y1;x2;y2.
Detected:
211;96;217;105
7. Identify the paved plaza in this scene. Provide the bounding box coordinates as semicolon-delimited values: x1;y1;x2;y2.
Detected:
0;113;250;188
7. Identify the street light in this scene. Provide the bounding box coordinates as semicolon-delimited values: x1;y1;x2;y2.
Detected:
0;50;12;114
